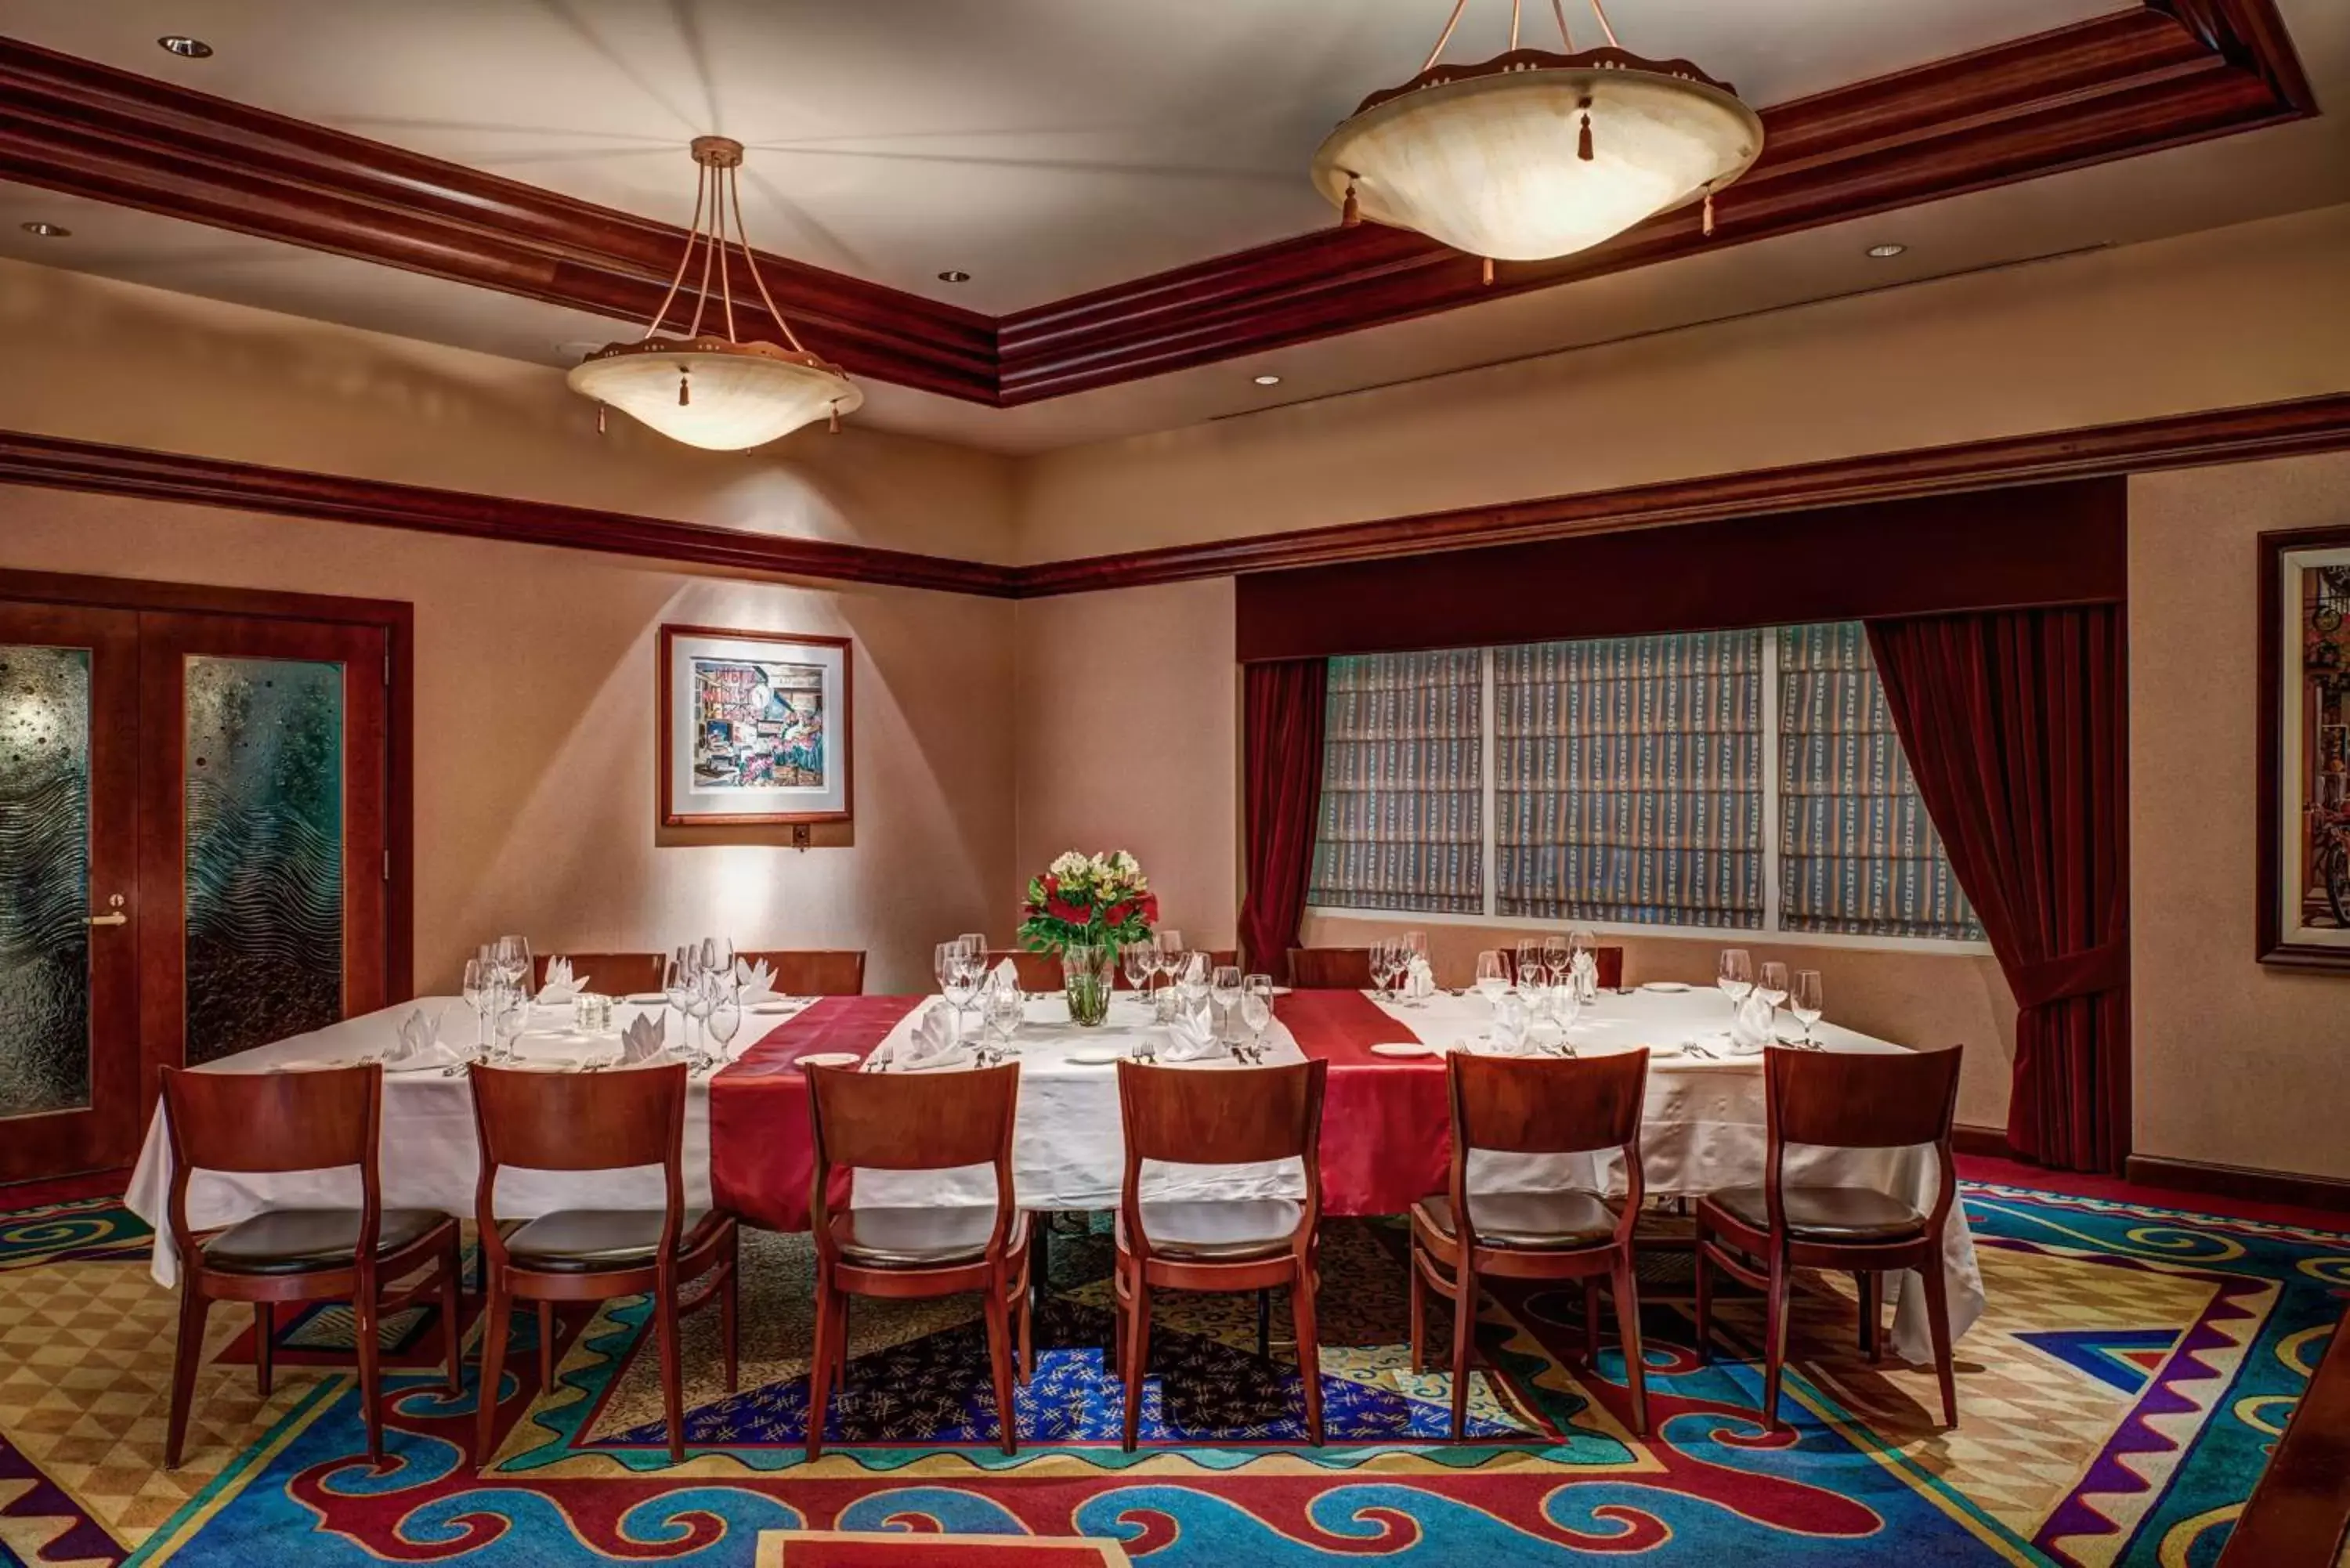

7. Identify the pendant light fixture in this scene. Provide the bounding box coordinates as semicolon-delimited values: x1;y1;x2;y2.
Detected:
568;137;862;450
1312;0;1762;266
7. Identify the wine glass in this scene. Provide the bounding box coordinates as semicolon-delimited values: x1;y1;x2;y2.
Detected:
1177;952;1211;1018
705;983;741;1068
490;984;528;1064
461;958;490;1054
1758;960;1790;1025
1474;950;1509;1003
1401;931;1430;1005
1122;941;1155;1002
1514;938;1543;992
494;934;533;997
1240;973;1274;1062
1543;933;1571;988
1368;937;1396;998
1717;948;1754;1021
1790;970;1824;1048
664;950;698;1050
939;941;982;1037
1211;963;1242;1046
701;935;736;985
686;969;718;1059
957;931;989;974
1569;928;1600;998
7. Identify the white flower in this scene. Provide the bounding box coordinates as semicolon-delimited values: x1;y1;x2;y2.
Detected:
1050;850;1088;879
1111;850;1141;875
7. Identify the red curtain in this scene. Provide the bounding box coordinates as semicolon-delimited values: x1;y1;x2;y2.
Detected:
1238;659;1328;982
1866;608;2129;1172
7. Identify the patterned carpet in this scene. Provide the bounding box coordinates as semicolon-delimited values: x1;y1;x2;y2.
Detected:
0;1181;2342;1566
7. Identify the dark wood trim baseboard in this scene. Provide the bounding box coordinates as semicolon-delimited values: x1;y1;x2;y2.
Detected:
0;2;2311;403
1021;392;2350;596
7;394;2350;602
2124;1154;2350;1216
1953;1124;2016;1160
0;431;1021;598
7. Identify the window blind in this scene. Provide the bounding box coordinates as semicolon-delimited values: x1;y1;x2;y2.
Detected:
1307;649;1484;913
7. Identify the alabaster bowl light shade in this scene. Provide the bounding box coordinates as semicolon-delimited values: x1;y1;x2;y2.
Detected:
1313;63;1762;262
566;338;864;451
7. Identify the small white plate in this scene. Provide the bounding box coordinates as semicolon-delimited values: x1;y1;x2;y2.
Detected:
508;1057;583;1072
269;1057;355;1073
797;1051;860;1068
1640;981;1693;993
623;993;668;1005
1368;1041;1438;1058
750;1002;799;1015
1067;1048;1124;1065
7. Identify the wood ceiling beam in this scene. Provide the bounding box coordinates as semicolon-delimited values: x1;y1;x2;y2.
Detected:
0;3;2313;407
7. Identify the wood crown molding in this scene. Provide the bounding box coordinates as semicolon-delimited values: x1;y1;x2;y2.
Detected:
3;393;2348;600
0;2;2312;406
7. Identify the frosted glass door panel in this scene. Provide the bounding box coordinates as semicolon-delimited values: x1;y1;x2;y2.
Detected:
0;645;92;1118
183;656;345;1066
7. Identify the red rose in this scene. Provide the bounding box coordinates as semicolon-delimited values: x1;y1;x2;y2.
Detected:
1104;901;1133;926
1047;894;1089;924
1140;892;1161;923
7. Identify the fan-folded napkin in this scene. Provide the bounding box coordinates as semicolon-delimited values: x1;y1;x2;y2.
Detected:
734;957;781;1003
1157;1007;1226;1064
381;1007;461;1071
616;1011;671;1067
537;956;591;1003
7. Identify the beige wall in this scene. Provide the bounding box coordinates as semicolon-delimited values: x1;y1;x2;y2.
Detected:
1014;203;2350;562
0;486;1014;995
2131;453;2350;1183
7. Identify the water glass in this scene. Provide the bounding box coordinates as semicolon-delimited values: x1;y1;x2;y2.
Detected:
1514;938;1542;990
1122;941;1155;999
462;958;490;1052
1791;970;1824;1046
1717;948;1754;1018
1543;933;1570;986
1758;960;1790;1011
1240;973;1274;1059
1211;964;1242;1043
706;988;741;1064
1474;950;1509;1003
494;934;533;995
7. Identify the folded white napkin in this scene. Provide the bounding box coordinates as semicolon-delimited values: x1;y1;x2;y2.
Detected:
538;956;591;1003
616;1011;671;1067
895;1002;960;1068
381;1006;461;1072
1571;949;1600;1002
1729;991;1777;1053
734;956;780;1003
1157;1006;1226;1064
1405;956;1436;999
991;956;1021;992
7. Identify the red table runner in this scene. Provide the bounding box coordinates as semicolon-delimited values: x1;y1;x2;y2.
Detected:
707;991;1443;1230
709;995;920;1230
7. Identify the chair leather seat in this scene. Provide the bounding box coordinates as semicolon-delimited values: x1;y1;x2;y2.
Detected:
1123;1198;1303;1261
831;1206;1027;1268
1708;1184;1926;1241
201;1208;444;1275
503;1209;717;1273
1413;1190;1618;1250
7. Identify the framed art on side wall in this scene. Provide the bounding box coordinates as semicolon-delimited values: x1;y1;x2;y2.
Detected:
2259;526;2350;969
659;624;852;827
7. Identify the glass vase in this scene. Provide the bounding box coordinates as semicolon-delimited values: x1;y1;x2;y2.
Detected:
1060;943;1115;1028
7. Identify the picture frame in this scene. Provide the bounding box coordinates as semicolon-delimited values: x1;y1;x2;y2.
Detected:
2258;524;2350;969
657;624;852;828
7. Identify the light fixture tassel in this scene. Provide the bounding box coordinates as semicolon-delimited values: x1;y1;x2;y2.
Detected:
1578;103;1594;161
1703;188;1716;237
1482;256;1495;286
678;371;690;406
1341;179;1360;227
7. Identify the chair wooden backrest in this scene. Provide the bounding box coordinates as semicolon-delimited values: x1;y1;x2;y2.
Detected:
1115;1058;1327;1261
983;950;1065;992
804;1061;1022;1264
1287;948;1373;988
533;952;667;995
1445;1050;1647;1249
470;1061;690;1271
1502;946;1625;990
160;1063;383;1259
1763;1045;1964;1237
736;948;866;996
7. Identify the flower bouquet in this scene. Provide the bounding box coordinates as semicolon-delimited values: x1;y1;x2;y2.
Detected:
1018;850;1157;1026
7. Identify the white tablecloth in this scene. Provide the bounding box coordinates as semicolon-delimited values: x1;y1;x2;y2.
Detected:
121;995;781;1289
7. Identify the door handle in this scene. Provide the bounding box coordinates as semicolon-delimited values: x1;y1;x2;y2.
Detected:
84;912;128;927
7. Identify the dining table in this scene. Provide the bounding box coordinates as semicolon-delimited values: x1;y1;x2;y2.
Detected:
124;981;1984;1364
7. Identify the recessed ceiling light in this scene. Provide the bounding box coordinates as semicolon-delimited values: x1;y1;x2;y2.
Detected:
1865;242;1908;259
936;269;971;284
19;222;70;239
157;35;214;57
1253;374;1282;386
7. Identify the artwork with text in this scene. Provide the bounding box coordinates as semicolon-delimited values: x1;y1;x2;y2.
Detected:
692;658;826;789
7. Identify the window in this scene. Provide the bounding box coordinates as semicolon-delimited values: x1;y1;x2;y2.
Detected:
1310;625;1983;945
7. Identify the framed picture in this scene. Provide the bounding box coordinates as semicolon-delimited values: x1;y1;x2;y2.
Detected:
2259;526;2350;968
658;625;851;827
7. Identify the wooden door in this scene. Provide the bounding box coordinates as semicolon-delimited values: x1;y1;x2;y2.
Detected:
0;603;141;1180
136;613;389;1090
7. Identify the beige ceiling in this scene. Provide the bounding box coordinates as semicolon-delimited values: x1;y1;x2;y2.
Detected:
0;0;2345;455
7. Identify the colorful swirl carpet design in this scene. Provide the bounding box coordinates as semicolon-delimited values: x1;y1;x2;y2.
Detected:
0;1183;2341;1566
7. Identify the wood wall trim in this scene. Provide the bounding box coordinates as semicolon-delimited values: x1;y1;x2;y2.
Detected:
1951;1124;2018;1161
0;2;2312;406
5;394;2349;601
2124;1153;2350;1215
1020;392;2350;596
0;431;1022;598
991;3;2312;402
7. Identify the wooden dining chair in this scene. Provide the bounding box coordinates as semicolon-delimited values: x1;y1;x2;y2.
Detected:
1113;1057;1329;1450
1409;1049;1651;1438
531;952;667;995
1693;1044;1965;1432
1286;947;1374;988
982;949;1066;992
736;948;866;996
804;1060;1032;1459
158;1063;462;1468
469;1062;739;1466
